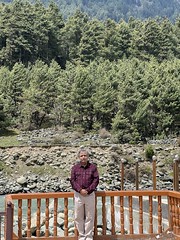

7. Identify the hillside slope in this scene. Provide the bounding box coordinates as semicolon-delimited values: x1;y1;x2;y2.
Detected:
0;0;179;21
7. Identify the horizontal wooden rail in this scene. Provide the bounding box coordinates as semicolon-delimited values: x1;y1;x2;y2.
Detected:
4;190;180;240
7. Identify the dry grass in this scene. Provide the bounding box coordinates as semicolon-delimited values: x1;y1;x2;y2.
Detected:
99;128;111;139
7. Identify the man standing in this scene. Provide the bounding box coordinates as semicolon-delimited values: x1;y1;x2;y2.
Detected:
70;148;99;240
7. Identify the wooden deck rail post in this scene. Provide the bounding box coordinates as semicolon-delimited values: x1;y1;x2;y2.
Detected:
6;201;13;240
121;160;124;190
135;158;139;190
173;154;179;191
152;155;157;190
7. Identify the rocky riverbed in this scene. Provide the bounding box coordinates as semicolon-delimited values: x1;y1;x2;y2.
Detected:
0;129;179;195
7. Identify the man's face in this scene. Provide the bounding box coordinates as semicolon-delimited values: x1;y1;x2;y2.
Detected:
79;151;88;166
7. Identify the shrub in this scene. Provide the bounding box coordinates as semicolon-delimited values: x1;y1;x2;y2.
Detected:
140;164;152;177
124;168;136;182
52;136;65;144
145;144;154;160
99;128;111;139
0;162;5;171
71;131;83;140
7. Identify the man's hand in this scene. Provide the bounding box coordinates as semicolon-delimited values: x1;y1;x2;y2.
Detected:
80;189;88;196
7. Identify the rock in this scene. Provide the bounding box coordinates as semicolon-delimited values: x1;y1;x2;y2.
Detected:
57;217;64;227
20;154;30;161
17;176;27;185
27;183;37;189
0;129;178;195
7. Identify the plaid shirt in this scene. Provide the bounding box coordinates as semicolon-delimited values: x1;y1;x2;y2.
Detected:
70;161;99;194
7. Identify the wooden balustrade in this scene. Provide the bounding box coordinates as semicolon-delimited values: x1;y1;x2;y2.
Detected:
120;154;179;191
5;190;180;240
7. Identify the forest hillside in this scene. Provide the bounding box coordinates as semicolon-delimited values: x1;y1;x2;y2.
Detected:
0;0;179;143
1;0;180;22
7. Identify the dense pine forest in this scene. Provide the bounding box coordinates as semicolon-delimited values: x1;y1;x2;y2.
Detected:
52;0;180;22
0;0;179;143
1;0;180;22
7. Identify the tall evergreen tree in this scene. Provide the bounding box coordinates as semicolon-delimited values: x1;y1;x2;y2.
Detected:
158;18;175;60
78;19;106;64
131;19;162;60
54;62;76;127
174;17;180;58
0;1;36;66
90;60;118;129
104;19;131;61
45;1;65;66
63;10;89;62
71;66;96;130
20;60;58;129
0;98;10;130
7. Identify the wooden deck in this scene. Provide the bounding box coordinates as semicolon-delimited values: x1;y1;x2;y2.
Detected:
4;190;180;240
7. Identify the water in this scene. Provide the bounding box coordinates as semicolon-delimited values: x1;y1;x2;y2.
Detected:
0;195;5;212
0;195;5;240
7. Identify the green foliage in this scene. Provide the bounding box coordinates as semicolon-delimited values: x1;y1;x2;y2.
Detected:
52;136;66;145
31;166;58;176
0;161;5;171
145;145;154;160
70;65;96;130
0;101;10;130
164;157;173;166
0;135;22;147
99;128;111;139
78;19;105;64
0;1;179;142
140;164;152;177
0;126;22;147
0;162;12;174
50;0;180;22
0;0;65;67
62;10;89;62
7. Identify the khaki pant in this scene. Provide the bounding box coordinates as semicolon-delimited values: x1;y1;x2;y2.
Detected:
74;191;95;240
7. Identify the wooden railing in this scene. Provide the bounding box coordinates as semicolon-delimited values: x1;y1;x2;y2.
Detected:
4;190;180;240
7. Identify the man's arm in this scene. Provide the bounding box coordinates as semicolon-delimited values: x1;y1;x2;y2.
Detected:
70;166;82;193
86;165;99;194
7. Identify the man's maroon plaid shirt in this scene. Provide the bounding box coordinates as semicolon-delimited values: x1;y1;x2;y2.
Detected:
70;161;99;194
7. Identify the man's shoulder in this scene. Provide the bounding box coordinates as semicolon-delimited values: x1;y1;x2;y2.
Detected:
72;162;81;168
89;162;98;168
